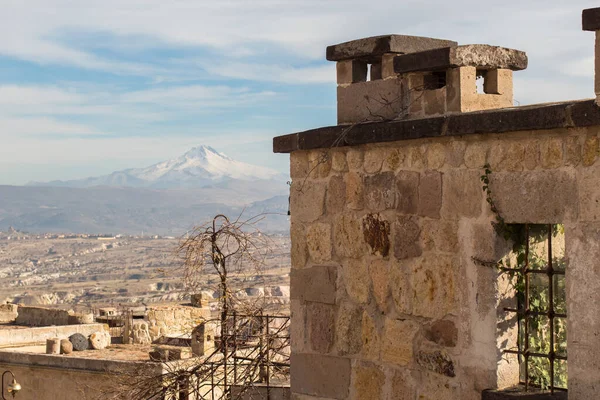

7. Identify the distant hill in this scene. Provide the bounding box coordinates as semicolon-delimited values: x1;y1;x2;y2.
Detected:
2;145;290;234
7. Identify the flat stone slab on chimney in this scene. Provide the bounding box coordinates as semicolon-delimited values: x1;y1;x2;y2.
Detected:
326;34;457;62
393;44;528;73
582;7;600;31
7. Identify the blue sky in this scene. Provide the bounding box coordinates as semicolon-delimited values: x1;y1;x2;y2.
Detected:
0;0;597;185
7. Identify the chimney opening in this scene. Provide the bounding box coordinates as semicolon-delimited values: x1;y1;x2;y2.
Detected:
423;71;447;90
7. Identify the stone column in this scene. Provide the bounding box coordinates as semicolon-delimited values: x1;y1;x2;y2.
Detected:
583;7;600;105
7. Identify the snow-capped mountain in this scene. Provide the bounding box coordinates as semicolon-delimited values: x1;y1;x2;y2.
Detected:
28;145;287;189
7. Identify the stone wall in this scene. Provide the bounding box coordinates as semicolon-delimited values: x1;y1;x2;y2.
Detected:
0;324;108;348
287;126;600;399
0;303;18;323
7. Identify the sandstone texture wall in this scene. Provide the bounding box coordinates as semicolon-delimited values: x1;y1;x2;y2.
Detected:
288;126;600;399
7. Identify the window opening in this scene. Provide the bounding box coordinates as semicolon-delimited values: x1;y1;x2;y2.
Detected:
502;224;567;393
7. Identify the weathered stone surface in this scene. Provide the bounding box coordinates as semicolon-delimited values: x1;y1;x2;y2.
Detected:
415;371;462;400
411;254;458;319
331;150;348;172
291;353;351;399
481;389;568;399
583;135;599;166
390;260;411;314
90;331;110;350
362;213;390;257
427;142;446;169
60;338;73;354
407;145;427;169
396;170;419;214
425;319;458;347
345;172;364;210
418;171;442;218
290;300;307;353
394;44;528;74
69;333;89;351
327;175;346;213
306;223;332;264
446;140;466;167
490;170;578;223
290;266;337;305
46;338;60;354
489;141;525;171
326;35;457;62
337;79;404;124
384;148;405;171
290;222;308;269
421;219;458;253
307;303;335;353
523;139;540;170
540;138;563;169
291;151;310;179
334;214;365;258
441;169;482;219
393;216;422;259
464;141;489;169
336;301;363;356
369;259;390;310
364;172;395;211
346;149;363;170
290;181;326;223
391;368;417;400
361;311;380;360
583;7;600;31
363;147;385;173
308;151;332;178
342;259;370;304
416;348;455;377
381;318;420;365
565;136;582;166
351;362;385;400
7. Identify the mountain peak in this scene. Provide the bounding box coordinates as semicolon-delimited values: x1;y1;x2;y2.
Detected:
184;145;230;160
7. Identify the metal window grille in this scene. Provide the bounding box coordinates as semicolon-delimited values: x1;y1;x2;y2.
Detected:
502;224;567;393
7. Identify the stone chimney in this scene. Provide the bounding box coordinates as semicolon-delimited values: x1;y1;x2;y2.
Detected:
327;35;528;124
583;7;600;105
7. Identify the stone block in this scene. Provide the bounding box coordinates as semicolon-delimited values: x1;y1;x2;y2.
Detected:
291;151;310;179
484;69;512;95
351;362;385;400
326;35;457;62
306;223;332;264
290;266;337;305
90;330;110;350
407;145;427;169
308;151;332;178
60;338;73;354
565;136;582;166
337;78;404;124
393;45;528;74
290;300;307;353
523;139;540;170
290;222;308;269
583;7;600;31
336;60;367;85
583;135;599;166
363;147;385;173
391;368;417;400
364;172;395;211
346;148;364;170
336;301;363;356
489;141;525;171
424;319;458;347
384;148;405;171
393;216;422;259
421;219;458;253
362;213;391;257
490;170;578;223
342;259;370;304
381;318;420;366
396;170;419;214
69;333;89;351
426;142;446;169
540;138;563;169
422;88;447;116
464;141;489;169
307;303;335;353
445;140;466;167
46;338;60;354
345;172;364;210
331;150;348;172
382;53;397;79
415;347;455;377
418;171;442;218
410;254;459;319
291;353;351;399
369;259;390;310
326;175;346;214
441;169;482;219
390;260;412;314
290;181;326;223
360;311;380;360
415;371;462;400
334;214;366;258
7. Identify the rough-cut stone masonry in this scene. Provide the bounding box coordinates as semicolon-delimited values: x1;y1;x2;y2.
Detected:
278;16;600;399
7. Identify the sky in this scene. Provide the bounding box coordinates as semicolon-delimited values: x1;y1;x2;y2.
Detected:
0;0;597;185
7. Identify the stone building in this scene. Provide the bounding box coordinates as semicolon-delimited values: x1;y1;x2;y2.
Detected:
274;8;600;400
